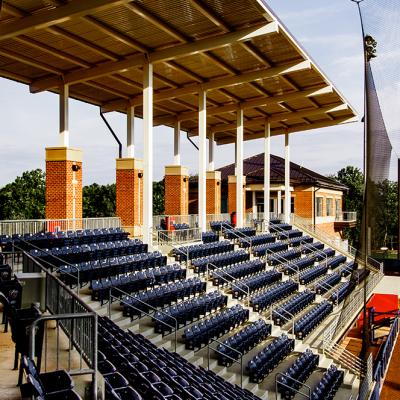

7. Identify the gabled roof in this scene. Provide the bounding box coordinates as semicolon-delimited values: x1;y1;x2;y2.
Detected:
217;153;347;191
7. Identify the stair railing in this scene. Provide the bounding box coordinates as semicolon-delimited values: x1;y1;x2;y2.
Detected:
275;372;312;399
271;304;295;338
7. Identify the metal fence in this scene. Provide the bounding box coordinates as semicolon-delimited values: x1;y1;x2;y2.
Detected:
0;217;121;236
155;227;202;245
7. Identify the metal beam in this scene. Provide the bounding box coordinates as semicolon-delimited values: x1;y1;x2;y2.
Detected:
0;0;133;40
210;102;346;133
30;21;279;93
127;105;135;158
198;90;207;232
236;109;244;228
264;121;270;227
284;131;290;224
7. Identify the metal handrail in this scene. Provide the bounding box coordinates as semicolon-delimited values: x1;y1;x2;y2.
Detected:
109;287;178;352
323;341;364;370
272;304;295;337
223;226;252;250
315;278;340;301
158;230;191;265
265;247;301;283
207;338;244;388
208;263;250;305
301;239;328;270
29;312;98;400
275;372;312;399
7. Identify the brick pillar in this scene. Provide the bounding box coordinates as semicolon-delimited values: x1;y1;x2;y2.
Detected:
116;158;143;237
206;171;221;215
45;147;82;223
228;175;246;215
164;166;189;215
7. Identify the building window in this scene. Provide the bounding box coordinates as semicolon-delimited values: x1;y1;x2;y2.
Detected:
316;197;323;217
335;199;341;216
326;198;332;216
270;199;275;213
291;197;295;213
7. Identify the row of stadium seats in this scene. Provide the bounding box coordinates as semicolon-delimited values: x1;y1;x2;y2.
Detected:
232;270;282;299
272;291;316;326
58;252;167;286
217;320;271;366
267;249;301;266
311;365;344;400
183;305;249;350
282;256;315;275
121;278;206;318
192;250;249;274
98;317;259;400
209;221;232;232
247;335;295;383
299;264;329;285
330;281;354;304
294;301;333;339
339;261;357;277
288;235;313;247
90;264;186;304
252;242;288;257
153;291;228;335
210;259;266;286
276;229;303;240
250;280;298;312
223;227;256;239
314;272;341;294
0;228;128;250
202;231;219;243
277;350;319;399
28;239;147;267
301;241;324;254
238;233;275;248
269;223;292;232
173;241;234;262
327;254;347;269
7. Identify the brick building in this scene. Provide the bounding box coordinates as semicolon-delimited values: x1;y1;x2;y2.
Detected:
190;153;353;237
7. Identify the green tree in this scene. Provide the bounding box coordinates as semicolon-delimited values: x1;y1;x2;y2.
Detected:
83;183;116;217
153;180;165;215
0;169;46;220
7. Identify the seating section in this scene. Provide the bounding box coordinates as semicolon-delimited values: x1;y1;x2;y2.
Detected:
152;291;228;335
182;305;249;350
90;264;186;304
294;301;333;339
339;261;357;277
29;239;147;268
310;365;344;400
59;252;167;286
289;236;313;247
301;241;324;254
330;281;355;305
272;291;316;326
267;249;301;266
121;278;206;317
250;280;298;312
192;250;250;274
315;272;341;294
252;242;288;257
173;241;234;262
202;231;219;243
327;254;347;269
247;335;295;383
277;229;303;240
282;256;315;275
232;270;282;299
299;264;329;285
269;223;292;232
277;349;319;399
210;259;266;286
98;317;259;400
173;223;190;230
210;221;232;232
224;227;256;239
1;228;128;251
239;233;275;248
314;248;335;261
217;320;271;366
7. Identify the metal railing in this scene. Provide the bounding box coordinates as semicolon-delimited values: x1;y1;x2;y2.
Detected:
22;253;98;399
359;354;373;400
335;211;357;222
207;338;244;388
275;372;312;399
0;217;121;236
271;304;295;338
155;227;202;245
109;287;178;352
223;226;252;250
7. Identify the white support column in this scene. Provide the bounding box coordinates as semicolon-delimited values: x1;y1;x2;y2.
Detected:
236;109;244;228
277;190;282;215
198;90;207;232
264;121;271;228
127;105;135;158
252;191;257;215
173;120;181;165
284;130;291;223
59;84;69;147
143;63;153;246
208;132;215;171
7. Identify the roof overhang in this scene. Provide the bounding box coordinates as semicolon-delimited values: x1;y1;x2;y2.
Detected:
0;0;357;144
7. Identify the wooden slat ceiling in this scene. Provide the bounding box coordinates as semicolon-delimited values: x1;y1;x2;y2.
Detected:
0;0;358;144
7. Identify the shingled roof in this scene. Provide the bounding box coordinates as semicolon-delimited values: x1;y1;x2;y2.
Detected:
217;153;347;191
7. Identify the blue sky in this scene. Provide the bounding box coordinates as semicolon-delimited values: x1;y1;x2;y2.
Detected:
0;0;388;186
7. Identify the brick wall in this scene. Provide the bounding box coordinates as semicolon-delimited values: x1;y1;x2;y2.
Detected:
294;186;313;219
206;171;221;215
116;158;143;237
164;166;189;215
45;148;82;220
227;176;246;215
